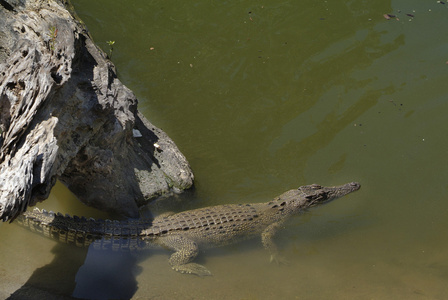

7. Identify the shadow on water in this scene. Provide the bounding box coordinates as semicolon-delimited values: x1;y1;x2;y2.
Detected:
7;240;146;300
7;243;86;300
72;244;142;299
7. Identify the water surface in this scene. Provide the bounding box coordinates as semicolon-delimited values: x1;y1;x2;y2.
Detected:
1;1;448;299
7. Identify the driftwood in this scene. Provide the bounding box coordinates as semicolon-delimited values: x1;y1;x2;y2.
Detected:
0;0;194;221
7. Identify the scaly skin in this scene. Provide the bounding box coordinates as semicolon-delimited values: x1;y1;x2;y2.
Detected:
15;182;360;276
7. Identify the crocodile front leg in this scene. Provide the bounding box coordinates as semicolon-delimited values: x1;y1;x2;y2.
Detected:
158;235;212;276
261;221;288;264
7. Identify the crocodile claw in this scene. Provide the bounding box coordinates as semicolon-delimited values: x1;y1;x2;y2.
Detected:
172;263;212;277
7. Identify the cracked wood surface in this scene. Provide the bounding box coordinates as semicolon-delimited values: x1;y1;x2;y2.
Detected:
0;0;194;221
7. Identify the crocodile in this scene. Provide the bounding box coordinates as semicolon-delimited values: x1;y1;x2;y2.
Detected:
15;182;360;276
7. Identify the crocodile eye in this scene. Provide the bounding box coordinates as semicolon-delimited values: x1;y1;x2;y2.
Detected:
311;184;322;190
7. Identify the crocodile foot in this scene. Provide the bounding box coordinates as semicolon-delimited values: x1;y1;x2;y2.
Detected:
172;263;212;276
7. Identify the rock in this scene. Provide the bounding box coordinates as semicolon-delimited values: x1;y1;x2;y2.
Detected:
0;0;194;221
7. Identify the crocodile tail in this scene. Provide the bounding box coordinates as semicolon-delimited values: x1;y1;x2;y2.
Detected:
15;208;149;249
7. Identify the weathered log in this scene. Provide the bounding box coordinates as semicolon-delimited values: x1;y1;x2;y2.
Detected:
0;0;194;221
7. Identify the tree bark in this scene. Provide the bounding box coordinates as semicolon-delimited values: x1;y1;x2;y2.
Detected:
0;0;194;221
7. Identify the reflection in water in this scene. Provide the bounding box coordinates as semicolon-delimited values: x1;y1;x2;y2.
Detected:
271;85;395;178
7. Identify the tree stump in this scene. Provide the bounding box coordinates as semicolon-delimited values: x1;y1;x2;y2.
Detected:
0;0;194;221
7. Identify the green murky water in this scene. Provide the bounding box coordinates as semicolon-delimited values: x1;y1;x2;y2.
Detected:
2;1;448;299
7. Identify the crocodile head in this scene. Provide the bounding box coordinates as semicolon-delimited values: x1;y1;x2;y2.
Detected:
274;182;361;212
299;182;360;207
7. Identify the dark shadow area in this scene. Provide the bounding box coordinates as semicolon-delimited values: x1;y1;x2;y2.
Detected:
7;239;148;300
72;245;142;299
7;243;86;299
